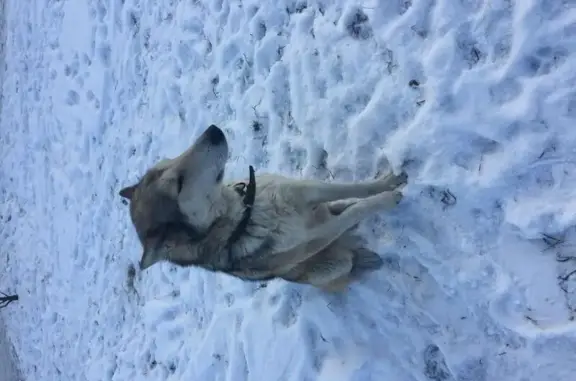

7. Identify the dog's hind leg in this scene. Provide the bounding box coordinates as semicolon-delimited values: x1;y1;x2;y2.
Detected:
310;248;382;292
291;171;407;206
274;191;402;275
350;248;384;277
280;251;353;289
320;275;353;292
326;205;384;276
312;235;383;291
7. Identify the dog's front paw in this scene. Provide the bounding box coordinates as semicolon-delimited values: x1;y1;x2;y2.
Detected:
376;170;408;190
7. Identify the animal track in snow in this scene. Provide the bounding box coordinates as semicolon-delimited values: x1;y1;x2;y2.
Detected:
66;90;80;105
272;287;302;328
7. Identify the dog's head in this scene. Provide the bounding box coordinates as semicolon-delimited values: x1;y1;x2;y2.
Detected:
119;124;230;270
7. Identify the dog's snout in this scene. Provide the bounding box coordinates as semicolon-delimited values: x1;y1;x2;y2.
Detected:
206;125;226;146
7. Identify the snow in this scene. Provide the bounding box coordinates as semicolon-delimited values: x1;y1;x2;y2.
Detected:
1;0;575;380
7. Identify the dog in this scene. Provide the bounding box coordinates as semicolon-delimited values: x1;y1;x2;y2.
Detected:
119;125;407;292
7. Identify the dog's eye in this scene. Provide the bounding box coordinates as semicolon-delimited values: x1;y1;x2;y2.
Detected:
176;175;184;193
233;183;246;195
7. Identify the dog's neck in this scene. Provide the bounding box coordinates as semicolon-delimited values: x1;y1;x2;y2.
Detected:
226;165;256;247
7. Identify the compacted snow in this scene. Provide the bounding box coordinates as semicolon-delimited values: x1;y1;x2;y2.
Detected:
1;0;576;380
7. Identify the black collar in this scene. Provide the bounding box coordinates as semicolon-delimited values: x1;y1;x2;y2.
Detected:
227;165;256;248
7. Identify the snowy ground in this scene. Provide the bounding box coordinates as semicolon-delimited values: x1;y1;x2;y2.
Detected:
0;313;22;381
1;0;576;380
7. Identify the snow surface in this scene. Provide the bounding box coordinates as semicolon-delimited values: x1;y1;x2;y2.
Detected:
1;0;576;380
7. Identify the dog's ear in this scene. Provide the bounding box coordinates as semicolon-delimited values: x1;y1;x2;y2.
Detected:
140;235;190;270
139;246;161;270
119;185;136;200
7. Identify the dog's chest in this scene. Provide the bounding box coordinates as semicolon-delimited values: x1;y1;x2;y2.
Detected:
249;177;331;234
255;193;330;230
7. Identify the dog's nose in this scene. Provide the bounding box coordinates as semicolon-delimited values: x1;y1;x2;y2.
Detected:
205;125;226;146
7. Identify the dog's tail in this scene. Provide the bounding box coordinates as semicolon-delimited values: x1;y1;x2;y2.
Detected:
350;248;384;277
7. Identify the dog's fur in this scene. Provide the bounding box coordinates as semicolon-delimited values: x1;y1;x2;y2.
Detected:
119;125;407;292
